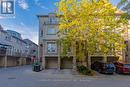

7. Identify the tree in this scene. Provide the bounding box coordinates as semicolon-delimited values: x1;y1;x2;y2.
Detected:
57;0;127;66
118;0;130;19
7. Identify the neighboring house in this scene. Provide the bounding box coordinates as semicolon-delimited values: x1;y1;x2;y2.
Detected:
0;25;35;67
0;29;28;57
6;30;22;39
24;39;38;63
38;13;130;69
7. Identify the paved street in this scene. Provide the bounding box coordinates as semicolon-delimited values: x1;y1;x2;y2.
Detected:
0;65;130;87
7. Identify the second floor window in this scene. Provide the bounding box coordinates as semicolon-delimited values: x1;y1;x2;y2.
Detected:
47;42;57;53
47;28;56;35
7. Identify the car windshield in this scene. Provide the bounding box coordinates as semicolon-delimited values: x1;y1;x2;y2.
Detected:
106;63;115;67
124;64;130;68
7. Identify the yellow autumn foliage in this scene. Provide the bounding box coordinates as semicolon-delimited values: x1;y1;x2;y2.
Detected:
57;0;127;61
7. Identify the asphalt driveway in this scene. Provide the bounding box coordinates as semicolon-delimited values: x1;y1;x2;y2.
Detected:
0;65;130;87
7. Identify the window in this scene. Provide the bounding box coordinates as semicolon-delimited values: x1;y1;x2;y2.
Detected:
47;28;56;35
49;17;59;24
67;47;71;53
5;35;11;41
50;17;56;24
50;17;53;24
124;41;128;51
41;30;43;36
47;42;57;53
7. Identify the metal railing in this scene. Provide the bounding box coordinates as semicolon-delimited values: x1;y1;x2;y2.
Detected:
0;47;37;59
44;21;59;25
0;49;31;58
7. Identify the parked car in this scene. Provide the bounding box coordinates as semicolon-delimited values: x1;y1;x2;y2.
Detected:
114;62;130;74
91;61;115;74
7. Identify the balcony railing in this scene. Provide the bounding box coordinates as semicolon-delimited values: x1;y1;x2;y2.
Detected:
43;21;59;25
0;49;31;58
0;43;35;58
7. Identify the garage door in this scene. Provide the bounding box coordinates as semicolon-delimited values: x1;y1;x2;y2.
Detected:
7;57;17;67
91;56;103;64
61;58;73;69
46;58;58;69
0;57;4;67
107;56;119;62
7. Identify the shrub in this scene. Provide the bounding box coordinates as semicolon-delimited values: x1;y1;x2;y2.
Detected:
77;65;95;76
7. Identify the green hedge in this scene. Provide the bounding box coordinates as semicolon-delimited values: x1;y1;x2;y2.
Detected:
77;65;95;76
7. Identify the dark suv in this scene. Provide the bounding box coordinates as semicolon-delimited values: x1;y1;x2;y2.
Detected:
91;61;115;74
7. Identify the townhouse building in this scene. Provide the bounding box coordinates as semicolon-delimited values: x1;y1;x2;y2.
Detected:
38;13;129;70
0;25;37;67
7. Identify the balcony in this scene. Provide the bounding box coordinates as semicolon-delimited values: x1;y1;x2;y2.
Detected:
0;47;32;58
10;52;22;57
43;21;59;25
0;44;32;58
9;52;31;58
0;49;31;58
